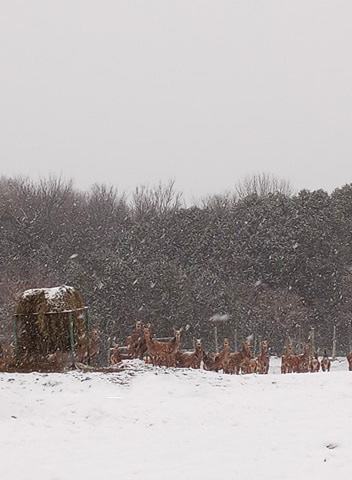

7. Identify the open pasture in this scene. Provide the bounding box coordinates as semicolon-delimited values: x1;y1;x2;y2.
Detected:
1;357;351;480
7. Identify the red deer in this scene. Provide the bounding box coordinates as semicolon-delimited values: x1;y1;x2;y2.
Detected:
298;342;311;373
321;348;331;372
309;351;320;373
289;353;300;373
175;339;203;369
0;342;5;367
143;324;161;365
281;344;294;374
134;335;147;360
238;339;254;374
212;338;231;373
126;321;143;358
286;342;311;373
202;350;216;371
0;342;15;368
110;345;122;365
77;329;100;365
281;344;292;374
165;327;184;367
143;324;183;367
227;339;252;374
247;358;258;374
257;340;270;374
347;352;352;371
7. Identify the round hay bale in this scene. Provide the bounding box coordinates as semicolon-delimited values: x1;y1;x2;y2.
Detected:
14;285;89;368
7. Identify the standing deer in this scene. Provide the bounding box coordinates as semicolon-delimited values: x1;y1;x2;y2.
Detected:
0;342;15;368
257;340;270;374
77;329;100;366
202;350;217;371
143;324;183;367
298;342;311;373
281;344;294;374
175;339;203;369
309;351;320;372
165;327;184;367
347;352;352;371
227;339;253;374
144;324;162;366
126;321;144;358
321;348;331;372
110;345;122;365
213;338;231;373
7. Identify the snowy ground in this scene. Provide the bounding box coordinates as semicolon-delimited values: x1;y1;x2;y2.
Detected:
1;357;352;480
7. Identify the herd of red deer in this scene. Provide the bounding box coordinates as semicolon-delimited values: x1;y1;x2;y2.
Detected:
119;321;347;374
1;320;352;374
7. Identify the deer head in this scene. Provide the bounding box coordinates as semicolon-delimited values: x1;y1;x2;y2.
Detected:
173;327;184;340
91;330;100;341
144;323;153;339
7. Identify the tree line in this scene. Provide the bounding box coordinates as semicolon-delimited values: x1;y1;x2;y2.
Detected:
1;174;352;356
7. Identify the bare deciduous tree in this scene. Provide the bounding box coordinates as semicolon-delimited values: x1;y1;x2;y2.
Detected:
131;180;183;219
235;173;294;199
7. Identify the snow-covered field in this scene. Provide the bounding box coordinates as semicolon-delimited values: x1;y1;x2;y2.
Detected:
1;357;352;480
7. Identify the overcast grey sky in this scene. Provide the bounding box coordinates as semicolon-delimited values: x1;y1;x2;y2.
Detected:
1;1;352;200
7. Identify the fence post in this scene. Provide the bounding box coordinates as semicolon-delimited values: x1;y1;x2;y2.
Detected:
107;337;112;366
332;325;337;361
310;327;315;353
84;308;90;365
13;315;19;357
253;335;257;356
258;335;262;356
214;325;219;354
234;328;238;353
68;312;76;368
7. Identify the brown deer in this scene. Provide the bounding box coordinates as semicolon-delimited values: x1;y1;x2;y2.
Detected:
0;342;15;369
257;340;270;374
77;329;100;365
165;327;184;367
143;324;183;367
298;342;311;373
134;335;148;360
247;358;258;374
212;338;231;373
202;350;217;371
126;321;144;358
347;352;352;371
281;344;294;374
0;342;5;368
88;329;100;366
175;339;203;369
321;348;331;372
110;345;122;365
309;351;320;372
143;323;163;366
227;339;253;374
287;342;311;373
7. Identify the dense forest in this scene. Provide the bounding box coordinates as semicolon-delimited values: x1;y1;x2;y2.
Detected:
1;175;352;357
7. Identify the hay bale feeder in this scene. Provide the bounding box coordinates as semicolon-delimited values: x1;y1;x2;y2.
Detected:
12;285;90;372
